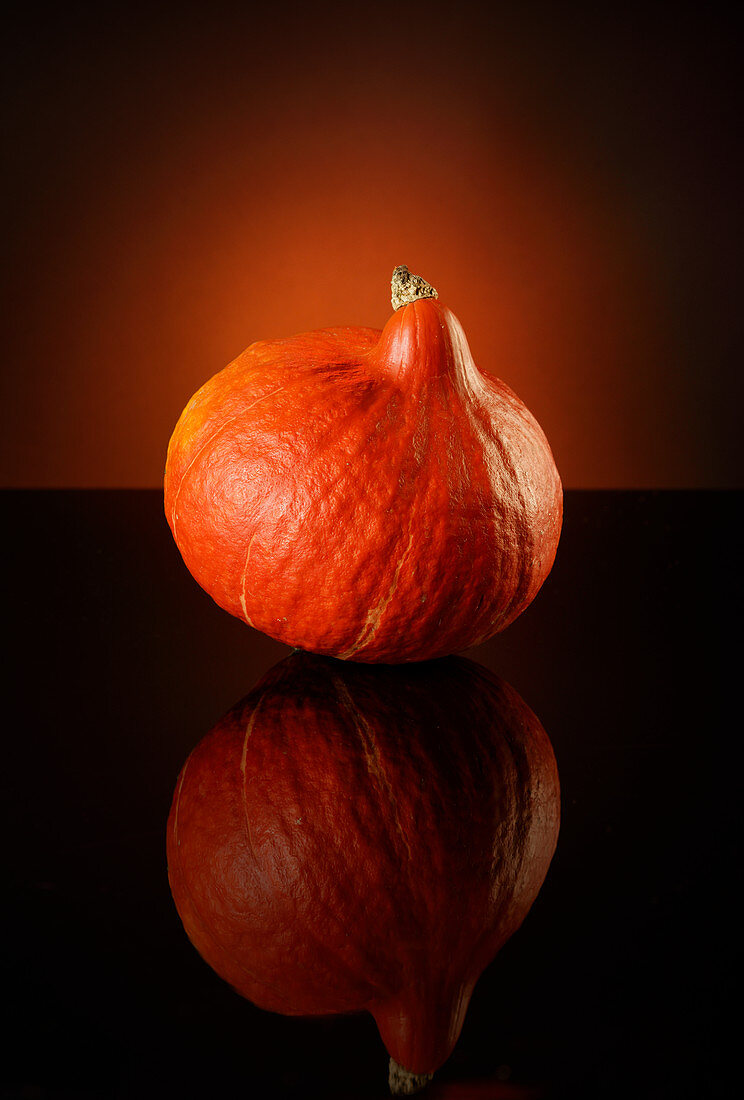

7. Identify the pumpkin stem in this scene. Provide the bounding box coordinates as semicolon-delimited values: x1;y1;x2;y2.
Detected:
391;266;439;311
388;1057;434;1095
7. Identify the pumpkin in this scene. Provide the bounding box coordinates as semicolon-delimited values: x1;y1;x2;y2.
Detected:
167;652;560;1093
164;266;562;663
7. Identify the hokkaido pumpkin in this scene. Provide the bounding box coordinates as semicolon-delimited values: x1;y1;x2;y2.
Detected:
164;266;562;663
167;652;560;1093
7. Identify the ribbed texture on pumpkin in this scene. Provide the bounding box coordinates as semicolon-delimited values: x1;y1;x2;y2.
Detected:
166;653;560;1078
164;286;562;662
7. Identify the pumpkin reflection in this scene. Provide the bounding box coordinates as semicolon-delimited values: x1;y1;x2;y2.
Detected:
167;653;559;1094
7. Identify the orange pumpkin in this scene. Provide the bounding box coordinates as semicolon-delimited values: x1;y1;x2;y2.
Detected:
167;653;560;1093
164;267;562;662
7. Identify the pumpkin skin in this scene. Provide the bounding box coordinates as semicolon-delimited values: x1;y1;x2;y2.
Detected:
164;269;562;663
166;652;560;1087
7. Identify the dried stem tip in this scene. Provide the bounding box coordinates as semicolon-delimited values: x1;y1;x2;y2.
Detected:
389;1057;434;1096
391;265;439;311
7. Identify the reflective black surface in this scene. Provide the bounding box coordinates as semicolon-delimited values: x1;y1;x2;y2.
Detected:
3;490;740;1099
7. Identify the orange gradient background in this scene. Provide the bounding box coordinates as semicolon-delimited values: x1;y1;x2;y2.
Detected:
3;4;741;487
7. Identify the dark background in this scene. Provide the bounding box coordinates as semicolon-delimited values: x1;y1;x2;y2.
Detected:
3;489;739;1098
2;1;743;487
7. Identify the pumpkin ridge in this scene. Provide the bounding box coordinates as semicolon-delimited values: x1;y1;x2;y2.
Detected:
235;376;396;640
338;520;416;659
240;694;265;861
322;370;438;659
304;380;399;507
167;743;298;1012
490;401;537;627
238;531;259;627
332;675;414;865
170;380;287;541
171;751;191;853
246;377;405;649
239;693;396;1003
463;386;537;635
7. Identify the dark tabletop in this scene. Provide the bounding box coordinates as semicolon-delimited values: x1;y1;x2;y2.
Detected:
2;490;740;1099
